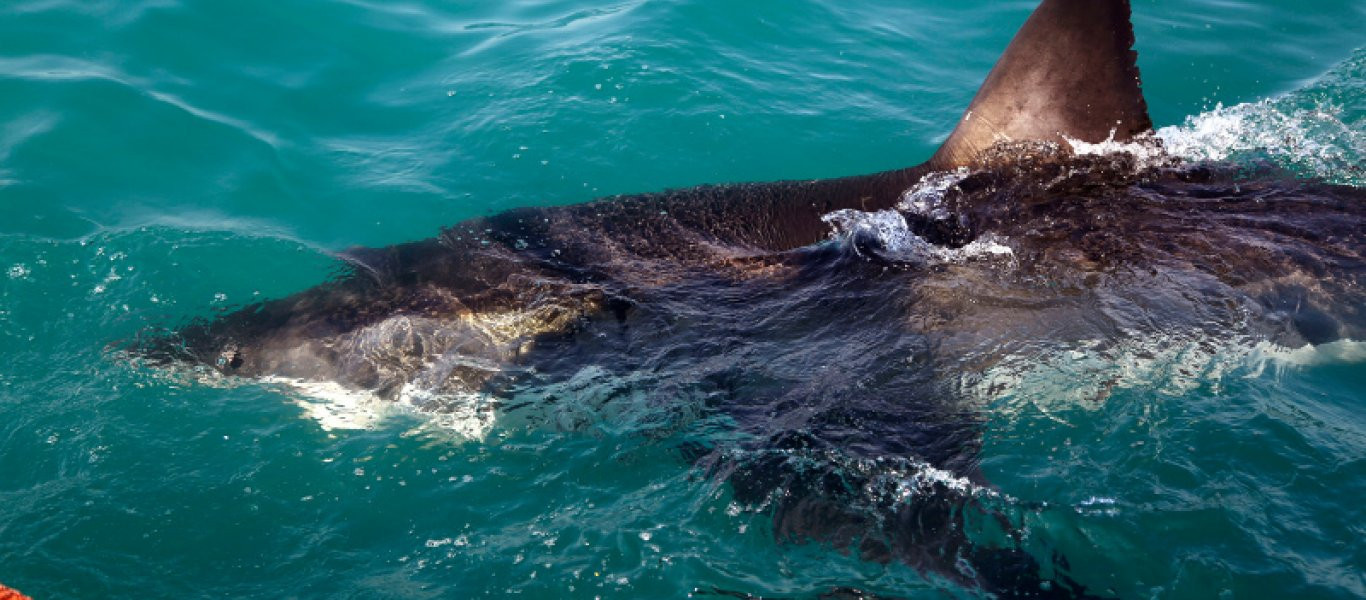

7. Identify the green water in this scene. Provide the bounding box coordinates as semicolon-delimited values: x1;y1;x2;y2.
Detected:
1;0;1364;598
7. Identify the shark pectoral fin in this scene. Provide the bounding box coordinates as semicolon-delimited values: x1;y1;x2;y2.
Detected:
930;0;1152;169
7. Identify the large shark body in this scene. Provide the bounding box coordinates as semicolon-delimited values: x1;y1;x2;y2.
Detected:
134;0;1365;596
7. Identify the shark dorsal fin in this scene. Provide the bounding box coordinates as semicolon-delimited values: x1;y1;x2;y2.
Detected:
929;0;1152;169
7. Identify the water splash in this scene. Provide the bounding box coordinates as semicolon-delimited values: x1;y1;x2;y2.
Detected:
822;207;1014;264
1157;49;1365;186
821;208;932;260
1064;130;1172;169
1158;101;1362;185
262;375;501;439
895;167;970;219
822;166;1016;265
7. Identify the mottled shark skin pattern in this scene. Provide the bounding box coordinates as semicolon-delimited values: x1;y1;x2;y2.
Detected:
130;0;1365;597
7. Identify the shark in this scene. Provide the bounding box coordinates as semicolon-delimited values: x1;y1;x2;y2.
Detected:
130;0;1366;597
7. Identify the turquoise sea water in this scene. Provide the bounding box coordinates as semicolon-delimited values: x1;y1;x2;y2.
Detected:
1;0;1364;598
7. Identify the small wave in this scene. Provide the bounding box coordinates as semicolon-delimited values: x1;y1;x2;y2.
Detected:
723;446;1004;510
822;208;931;259
821;169;1014;265
1075;496;1120;517
864;455;1000;502
895;167;970;220
1156;49;1365;186
1063;130;1173;170
1157;101;1362;185
1244;339;1366;369
1044;50;1365;185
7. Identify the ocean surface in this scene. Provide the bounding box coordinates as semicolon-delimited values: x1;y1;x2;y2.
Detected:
1;0;1364;598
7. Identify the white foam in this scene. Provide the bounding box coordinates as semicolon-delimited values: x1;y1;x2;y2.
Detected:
821;208;932;260
968;334;1243;418
821;205;1013;264
895;167;970;219
262;376;391;431
725;449;1003;510
885;460;997;500
963;334;1365;421
1156;99;1363;185
1063;130;1171;168
394;381;499;440
258;375;500;440
858;454;1004;503
1245;338;1366;369
1076;496;1121;516
948;234;1015;262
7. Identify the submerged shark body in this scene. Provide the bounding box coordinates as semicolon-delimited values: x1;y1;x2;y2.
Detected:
132;0;1365;596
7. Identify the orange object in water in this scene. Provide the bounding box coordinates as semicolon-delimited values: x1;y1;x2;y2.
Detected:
0;584;31;600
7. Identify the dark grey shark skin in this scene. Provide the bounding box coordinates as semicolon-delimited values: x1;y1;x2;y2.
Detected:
130;0;1366;597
